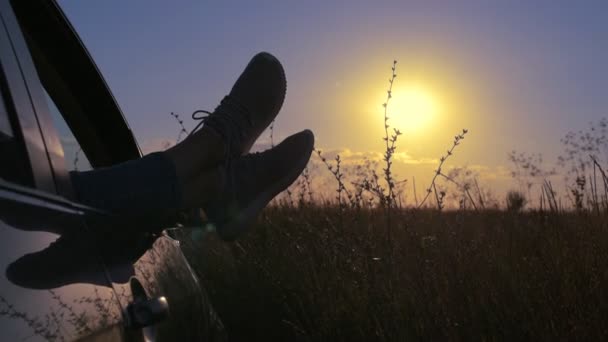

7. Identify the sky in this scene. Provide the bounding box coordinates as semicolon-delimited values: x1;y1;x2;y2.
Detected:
55;1;608;203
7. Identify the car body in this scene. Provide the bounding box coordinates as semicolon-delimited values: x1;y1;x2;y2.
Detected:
0;0;224;340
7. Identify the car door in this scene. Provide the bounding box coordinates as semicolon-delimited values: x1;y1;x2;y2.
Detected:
0;9;131;341
2;0;226;340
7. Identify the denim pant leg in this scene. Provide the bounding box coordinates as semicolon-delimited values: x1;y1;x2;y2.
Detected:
70;152;182;214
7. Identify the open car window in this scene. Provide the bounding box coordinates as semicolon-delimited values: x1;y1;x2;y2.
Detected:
9;0;141;172
0;0;141;199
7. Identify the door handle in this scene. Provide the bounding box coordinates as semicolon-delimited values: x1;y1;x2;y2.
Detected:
126;296;169;329
125;277;170;329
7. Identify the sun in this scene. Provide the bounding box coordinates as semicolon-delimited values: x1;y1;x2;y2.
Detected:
388;86;439;133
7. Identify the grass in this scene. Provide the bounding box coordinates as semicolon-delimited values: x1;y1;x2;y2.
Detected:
181;206;608;341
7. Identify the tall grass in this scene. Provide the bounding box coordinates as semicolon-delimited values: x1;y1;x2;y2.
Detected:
181;207;608;341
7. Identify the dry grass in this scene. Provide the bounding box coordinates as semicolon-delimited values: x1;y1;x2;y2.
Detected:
181;206;608;341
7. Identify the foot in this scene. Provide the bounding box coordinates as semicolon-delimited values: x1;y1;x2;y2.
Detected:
204;130;314;241
202;52;286;157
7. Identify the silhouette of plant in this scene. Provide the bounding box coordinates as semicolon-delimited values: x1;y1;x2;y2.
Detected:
506;190;527;212
439;166;480;210
269;120;275;147
313;61;404;213
509;151;555;201
559;118;608;176
381;60;402;208
418;129;468;209
315;149;353;220
296;165;314;205
170;111;190;144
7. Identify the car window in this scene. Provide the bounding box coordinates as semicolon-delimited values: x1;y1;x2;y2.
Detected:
43;88;91;171
8;1;95;178
10;0;100;174
10;0;141;172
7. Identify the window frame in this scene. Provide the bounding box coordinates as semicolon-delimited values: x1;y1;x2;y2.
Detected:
0;5;53;192
1;0;141;199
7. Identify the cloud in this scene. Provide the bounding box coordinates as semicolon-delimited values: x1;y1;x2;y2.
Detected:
392;152;439;165
314;148;438;165
316;148;381;162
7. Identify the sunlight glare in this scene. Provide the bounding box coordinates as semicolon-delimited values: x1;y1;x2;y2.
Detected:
389;86;439;134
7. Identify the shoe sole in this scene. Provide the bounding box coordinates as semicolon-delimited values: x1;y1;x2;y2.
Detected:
218;130;314;241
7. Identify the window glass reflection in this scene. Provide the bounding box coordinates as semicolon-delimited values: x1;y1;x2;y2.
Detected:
42;89;92;171
0;219;123;340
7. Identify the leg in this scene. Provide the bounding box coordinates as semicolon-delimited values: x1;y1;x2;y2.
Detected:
72;52;288;221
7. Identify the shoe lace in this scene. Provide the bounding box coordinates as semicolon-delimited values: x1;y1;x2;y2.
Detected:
189;109;213;137
189;96;254;156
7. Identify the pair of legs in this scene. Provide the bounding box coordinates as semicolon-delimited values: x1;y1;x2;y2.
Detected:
6;52;313;290
72;52;314;240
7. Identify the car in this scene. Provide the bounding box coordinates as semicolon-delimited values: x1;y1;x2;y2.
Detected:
0;0;225;340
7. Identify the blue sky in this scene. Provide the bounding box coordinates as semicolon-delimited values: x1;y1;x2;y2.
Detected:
56;1;608;196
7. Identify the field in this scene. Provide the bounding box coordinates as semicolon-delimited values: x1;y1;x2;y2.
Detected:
180;205;608;341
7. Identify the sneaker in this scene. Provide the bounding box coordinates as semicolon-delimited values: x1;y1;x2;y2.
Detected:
204;129;314;241
196;52;286;157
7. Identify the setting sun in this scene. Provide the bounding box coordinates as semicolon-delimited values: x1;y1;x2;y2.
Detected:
389;86;439;133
